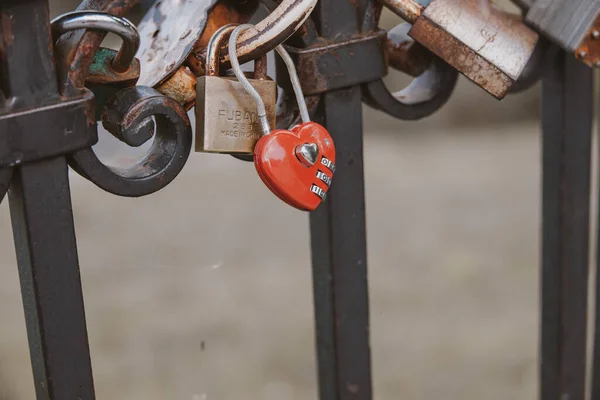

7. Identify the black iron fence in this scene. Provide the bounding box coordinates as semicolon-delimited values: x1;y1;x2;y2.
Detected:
0;0;598;399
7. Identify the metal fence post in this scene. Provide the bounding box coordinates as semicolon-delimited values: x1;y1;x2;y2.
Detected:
309;0;374;399
540;47;594;400
1;0;96;398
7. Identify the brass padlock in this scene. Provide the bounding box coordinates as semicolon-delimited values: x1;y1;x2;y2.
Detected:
380;0;539;99
195;24;276;154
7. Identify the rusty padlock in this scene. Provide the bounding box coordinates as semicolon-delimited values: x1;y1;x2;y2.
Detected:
86;48;141;122
195;24;277;154
51;12;142;120
380;0;539;99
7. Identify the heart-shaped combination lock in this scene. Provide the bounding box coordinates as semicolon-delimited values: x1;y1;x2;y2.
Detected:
254;122;336;210
229;24;336;212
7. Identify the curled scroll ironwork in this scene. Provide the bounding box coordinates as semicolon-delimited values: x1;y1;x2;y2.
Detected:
361;4;459;121
69;86;192;197
52;1;193;197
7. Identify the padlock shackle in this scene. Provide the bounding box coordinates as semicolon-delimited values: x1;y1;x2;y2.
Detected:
51;11;139;73
205;25;236;76
206;24;269;79
229;24;309;137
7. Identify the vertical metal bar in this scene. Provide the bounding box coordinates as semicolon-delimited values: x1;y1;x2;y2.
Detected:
540;47;593;400
1;0;96;398
590;75;600;400
9;159;96;400
309;0;373;399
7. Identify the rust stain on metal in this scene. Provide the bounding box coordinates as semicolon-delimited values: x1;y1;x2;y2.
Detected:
575;15;600;68
156;66;197;111
253;54;269;79
187;0;317;76
385;36;431;77
282;30;387;95
54;0;139;96
197;1;257;50
379;0;423;24
420;0;538;81
1;12;14;46
204;24;236;77
119;101;145;128
83;90;97;126
137;0;258;87
409;18;512;99
86;48;140;87
185;2;255;77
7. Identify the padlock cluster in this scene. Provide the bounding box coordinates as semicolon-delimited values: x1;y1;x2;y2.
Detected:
195;23;336;212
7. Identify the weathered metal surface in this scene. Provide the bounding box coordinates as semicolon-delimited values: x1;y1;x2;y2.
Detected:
136;0;223;86
386;22;432;77
153;20;266;113
377;0;423;23
138;0;317;85
204;24;237;76
540;47;593;400
379;0;541;98
246;0;322;130
0;90;98;168
526;0;600;53
1;2;60;110
361;18;458;120
362;57;458;118
279;30;388;95
155;66;197;110
410;17;513;99
185;1;260;76
69;86;192;196
186;0;318;76
194;1;260;50
1;1;97;398
54;0;140;97
45;2;195;197
253;53;268;79
51;11;140;73
574;16;600;68
273;0;457;122
86;47;140;87
419;0;539;82
54;13;141;120
355;0;458;120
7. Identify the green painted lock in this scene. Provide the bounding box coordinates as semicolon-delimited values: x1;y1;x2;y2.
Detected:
86;48;141;120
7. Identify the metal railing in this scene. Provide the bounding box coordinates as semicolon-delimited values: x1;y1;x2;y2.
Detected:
0;0;597;399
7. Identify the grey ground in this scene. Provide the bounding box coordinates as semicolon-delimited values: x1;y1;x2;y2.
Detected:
0;1;547;398
0;118;540;400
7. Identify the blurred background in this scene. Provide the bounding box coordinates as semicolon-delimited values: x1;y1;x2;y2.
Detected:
0;0;557;399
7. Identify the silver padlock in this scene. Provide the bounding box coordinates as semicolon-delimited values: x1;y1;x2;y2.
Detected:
380;0;540;99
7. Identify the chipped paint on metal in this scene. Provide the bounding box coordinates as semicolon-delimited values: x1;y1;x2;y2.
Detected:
136;0;220;87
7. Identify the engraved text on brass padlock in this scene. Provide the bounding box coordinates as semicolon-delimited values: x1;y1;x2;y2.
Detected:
195;25;276;154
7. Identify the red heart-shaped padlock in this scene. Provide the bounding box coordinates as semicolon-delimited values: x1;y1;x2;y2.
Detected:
254;122;336;211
